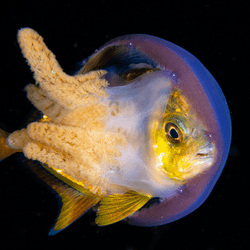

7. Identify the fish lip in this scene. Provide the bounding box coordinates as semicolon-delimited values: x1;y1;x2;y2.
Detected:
174;143;216;181
195;142;215;157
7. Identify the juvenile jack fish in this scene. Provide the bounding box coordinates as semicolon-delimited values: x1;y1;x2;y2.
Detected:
0;28;231;235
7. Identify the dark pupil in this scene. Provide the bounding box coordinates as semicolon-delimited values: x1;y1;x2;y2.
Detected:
170;128;179;139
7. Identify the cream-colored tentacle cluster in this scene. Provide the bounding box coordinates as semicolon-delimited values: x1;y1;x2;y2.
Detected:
7;28;126;195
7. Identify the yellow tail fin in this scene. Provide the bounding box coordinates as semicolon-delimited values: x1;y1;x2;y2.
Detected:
27;160;102;235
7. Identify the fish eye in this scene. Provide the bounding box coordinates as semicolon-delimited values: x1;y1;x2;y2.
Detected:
165;122;183;144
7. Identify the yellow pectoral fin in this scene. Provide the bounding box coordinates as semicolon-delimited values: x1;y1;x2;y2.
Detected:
96;191;152;226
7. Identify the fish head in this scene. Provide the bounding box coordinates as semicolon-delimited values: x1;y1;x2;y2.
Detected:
151;88;216;183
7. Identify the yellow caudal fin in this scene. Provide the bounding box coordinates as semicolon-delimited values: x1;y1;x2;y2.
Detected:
0;128;21;161
26;160;102;235
96;191;152;226
48;186;101;235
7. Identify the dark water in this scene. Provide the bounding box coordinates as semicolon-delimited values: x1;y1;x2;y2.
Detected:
0;1;246;249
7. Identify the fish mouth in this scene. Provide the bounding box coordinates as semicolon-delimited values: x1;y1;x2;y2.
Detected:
188;142;216;175
193;142;215;160
173;142;216;182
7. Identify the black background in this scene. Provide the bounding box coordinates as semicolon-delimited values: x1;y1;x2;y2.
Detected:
0;1;246;249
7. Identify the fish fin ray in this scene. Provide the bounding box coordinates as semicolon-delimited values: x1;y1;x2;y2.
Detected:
26;160;101;235
49;187;101;235
96;191;151;226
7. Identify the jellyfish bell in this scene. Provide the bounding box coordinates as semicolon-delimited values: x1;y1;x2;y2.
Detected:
77;34;231;226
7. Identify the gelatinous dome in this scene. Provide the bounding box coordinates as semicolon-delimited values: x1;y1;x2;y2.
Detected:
79;34;231;226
